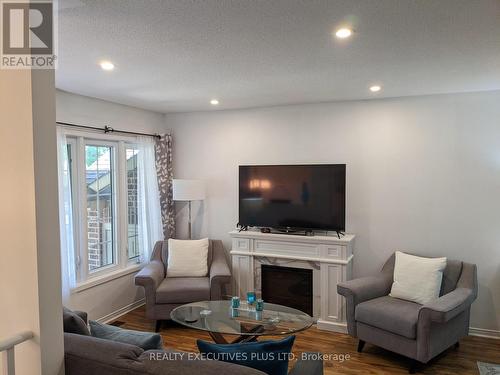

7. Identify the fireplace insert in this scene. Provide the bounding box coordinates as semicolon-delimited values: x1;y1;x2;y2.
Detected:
261;264;313;316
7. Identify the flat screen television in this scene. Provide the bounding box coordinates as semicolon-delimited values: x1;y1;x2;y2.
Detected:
239;164;346;231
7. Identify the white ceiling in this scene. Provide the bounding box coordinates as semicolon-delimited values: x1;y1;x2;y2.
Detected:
57;0;500;113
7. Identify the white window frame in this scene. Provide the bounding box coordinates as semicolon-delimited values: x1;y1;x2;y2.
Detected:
63;129;146;292
124;143;142;264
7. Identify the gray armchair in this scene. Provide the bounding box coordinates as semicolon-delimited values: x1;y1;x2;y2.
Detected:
337;253;477;373
135;239;231;331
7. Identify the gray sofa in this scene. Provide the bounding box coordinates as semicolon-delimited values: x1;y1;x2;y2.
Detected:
337;252;477;373
135;239;231;331
65;332;323;375
64;312;324;375
64;332;265;375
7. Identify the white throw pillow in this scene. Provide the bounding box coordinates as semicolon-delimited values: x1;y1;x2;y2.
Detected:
166;238;209;277
389;251;447;305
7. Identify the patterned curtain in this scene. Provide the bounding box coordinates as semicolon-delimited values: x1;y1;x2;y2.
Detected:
155;134;175;239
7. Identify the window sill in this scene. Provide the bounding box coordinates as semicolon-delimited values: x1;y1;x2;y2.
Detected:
71;264;143;294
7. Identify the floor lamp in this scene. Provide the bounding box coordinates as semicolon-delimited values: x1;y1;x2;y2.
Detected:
172;179;205;239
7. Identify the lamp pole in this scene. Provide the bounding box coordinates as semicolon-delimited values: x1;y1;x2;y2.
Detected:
188;200;192;240
172;179;205;240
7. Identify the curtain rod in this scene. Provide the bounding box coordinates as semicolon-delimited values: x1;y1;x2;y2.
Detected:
56;121;163;139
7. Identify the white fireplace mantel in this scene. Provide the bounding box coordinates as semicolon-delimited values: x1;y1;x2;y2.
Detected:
230;230;355;333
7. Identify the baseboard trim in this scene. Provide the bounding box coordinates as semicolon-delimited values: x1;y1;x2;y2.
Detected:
469;327;500;340
96;299;145;324
316;319;348;334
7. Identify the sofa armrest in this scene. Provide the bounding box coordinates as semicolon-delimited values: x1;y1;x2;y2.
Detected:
135;261;164;289
337;275;392;337
419;288;475;324
209;241;231;300
337;275;392;304
135;260;165;305
289;353;323;375
64;332;144;375
209;254;231;282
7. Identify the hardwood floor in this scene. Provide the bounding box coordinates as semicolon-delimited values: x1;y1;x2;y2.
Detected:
116;306;500;374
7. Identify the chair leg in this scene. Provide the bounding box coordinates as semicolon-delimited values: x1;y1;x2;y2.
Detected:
357;340;365;353
155;320;162;332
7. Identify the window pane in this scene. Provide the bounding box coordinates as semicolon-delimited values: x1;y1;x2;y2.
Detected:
126;147;140;259
86;145;115;271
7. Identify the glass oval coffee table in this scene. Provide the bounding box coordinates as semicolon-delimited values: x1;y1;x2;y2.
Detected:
171;300;313;344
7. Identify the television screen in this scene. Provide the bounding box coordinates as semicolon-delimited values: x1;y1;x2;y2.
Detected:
239;164;346;231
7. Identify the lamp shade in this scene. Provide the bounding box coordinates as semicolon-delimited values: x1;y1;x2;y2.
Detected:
172;179;205;201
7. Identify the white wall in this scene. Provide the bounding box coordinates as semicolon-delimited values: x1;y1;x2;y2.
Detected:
56;90;166;321
0;69;64;374
166;90;500;333
1;68;43;375
57;90;165;134
33;71;65;375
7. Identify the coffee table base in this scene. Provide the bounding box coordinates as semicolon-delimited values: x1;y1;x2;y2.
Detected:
208;324;265;344
208;332;258;344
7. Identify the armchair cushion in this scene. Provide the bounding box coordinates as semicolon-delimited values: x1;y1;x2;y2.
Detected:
355;296;422;339
167;238;209;277
156;277;210;304
389;251;447;305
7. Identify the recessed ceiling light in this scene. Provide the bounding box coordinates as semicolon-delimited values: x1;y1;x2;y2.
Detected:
210;99;219;105
100;61;114;71
335;28;352;39
369;85;382;93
